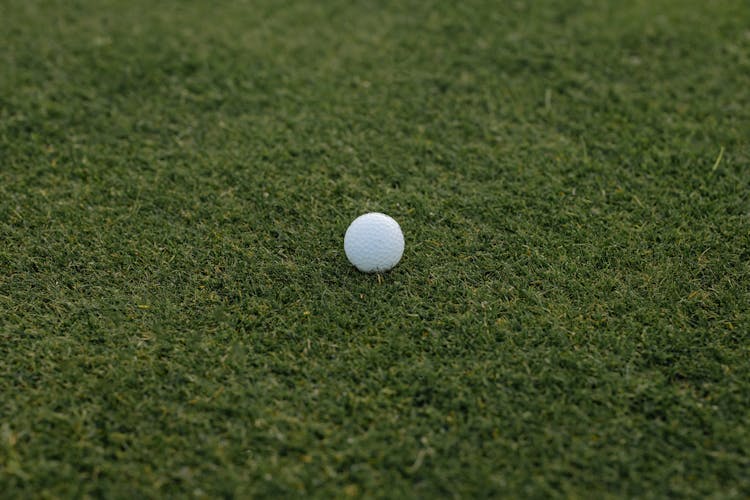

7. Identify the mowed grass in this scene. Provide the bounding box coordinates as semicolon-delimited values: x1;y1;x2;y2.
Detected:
1;0;749;497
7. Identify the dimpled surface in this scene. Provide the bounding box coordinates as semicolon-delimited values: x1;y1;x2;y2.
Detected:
344;213;405;273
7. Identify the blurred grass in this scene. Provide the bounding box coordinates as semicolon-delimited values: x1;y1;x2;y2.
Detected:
1;0;749;497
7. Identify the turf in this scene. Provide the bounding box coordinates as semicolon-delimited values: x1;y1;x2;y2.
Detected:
1;0;749;497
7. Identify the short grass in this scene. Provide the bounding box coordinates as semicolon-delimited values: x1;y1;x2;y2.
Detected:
1;0;749;497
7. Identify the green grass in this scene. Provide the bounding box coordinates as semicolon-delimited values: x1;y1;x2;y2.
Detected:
1;0;749;497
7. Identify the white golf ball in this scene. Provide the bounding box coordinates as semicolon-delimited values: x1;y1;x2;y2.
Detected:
344;212;405;273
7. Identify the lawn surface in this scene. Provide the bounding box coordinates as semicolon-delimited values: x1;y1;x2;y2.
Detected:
1;0;749;497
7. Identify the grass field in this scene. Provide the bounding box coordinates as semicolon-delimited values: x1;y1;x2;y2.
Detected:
2;0;749;497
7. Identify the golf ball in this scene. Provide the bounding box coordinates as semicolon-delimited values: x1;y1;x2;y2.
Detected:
344;212;405;273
